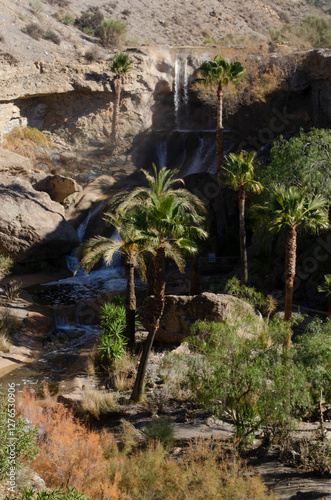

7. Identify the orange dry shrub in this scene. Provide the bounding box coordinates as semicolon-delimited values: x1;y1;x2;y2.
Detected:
17;387;125;500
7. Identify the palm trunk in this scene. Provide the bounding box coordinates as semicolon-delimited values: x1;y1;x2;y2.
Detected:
146;256;155;297
125;255;136;351
284;227;297;348
190;255;199;295
111;76;121;146
239;186;248;285
216;84;229;233
131;245;165;402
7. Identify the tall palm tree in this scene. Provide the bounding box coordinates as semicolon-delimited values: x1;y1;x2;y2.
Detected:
77;210;147;349
111;165;208;401
110;52;133;146
254;185;328;349
221;151;263;285
196;55;245;187
318;274;331;317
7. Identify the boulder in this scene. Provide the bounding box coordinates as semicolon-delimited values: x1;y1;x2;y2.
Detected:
139;292;258;343
0;148;33;178
34;174;82;203
0;174;79;262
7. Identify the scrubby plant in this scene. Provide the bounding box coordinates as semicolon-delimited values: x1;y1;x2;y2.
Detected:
61;14;75;25
0;253;14;278
0;389;39;481
4;487;90;500
24;23;45;40
0;307;20;352
299;15;331;48
79;388;116;421
4;279;22;301
83;47;101;62
144;416;174;447
224;276;277;317
74;9;104;35
44;29;61;45
163;316;311;446
95;19;127;47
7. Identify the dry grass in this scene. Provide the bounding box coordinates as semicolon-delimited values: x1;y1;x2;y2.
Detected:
80;387;116;420
0;307;21;353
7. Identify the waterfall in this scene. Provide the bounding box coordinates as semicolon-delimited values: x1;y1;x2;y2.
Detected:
157;137;168;168
187;135;204;176
174;54;181;129
183;57;189;108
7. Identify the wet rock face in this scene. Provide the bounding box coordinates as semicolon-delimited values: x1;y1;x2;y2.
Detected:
0;175;79;262
139;292;257;343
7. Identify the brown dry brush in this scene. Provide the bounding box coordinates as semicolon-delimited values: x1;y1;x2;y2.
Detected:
17;388;277;500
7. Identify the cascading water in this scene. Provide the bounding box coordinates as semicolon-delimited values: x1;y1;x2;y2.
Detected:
173;54;191;130
157;137;168;168
174;54;181;129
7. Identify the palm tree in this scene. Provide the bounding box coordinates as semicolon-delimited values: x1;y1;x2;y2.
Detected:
111;165;208;401
318;274;331;317
221;151;263;285
196;55;245;187
254;185;328;349
110;52;133;146
77;210;147;349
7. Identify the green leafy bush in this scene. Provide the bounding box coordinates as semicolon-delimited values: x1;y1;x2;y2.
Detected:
97;303;127;372
144;416;174;447
61;14;75;25
163;316;311;446
95;19;127;47
4;487;90;500
224;276;277;317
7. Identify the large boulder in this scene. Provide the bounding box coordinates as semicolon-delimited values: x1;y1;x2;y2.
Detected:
34;174;82;203
139;292;258;343
0;174;79;262
0;148;33;178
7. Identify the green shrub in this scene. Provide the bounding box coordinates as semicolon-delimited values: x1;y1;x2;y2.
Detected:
95;19;127;48
5;487;90;499
44;29;61;45
97;303;127;372
224;276;277;317
61;14;75;25
144;416;174;447
163;316;311;446
0;253;14;278
299;15;331;47
75;9;104;34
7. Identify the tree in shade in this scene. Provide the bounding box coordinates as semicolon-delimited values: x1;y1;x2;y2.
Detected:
254;185;328;352
221;150;263;285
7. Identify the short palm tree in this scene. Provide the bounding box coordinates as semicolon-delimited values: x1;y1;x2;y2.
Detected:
111;164;208;401
221;151;263;285
77;210;147;349
255;185;328;349
110;52;133;145
318;274;331;317
197;55;245;187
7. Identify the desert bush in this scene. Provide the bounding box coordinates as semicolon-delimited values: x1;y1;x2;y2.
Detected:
4;487;89;500
46;0;69;6
79;388;116;420
75;9;104;34
4;279;22;301
144;416;174;447
298;438;331;475
107;438;278;500
83;47;101;62
3;126;49;146
163;316;311;446
0;253;14;278
61;14;75;25
24;23;44;40
299;15;331;48
0;388;39;481
17;388;120;499
95;19;127;48
0;307;20;352
44;29;61;45
29;0;43;14
224;276;277;317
